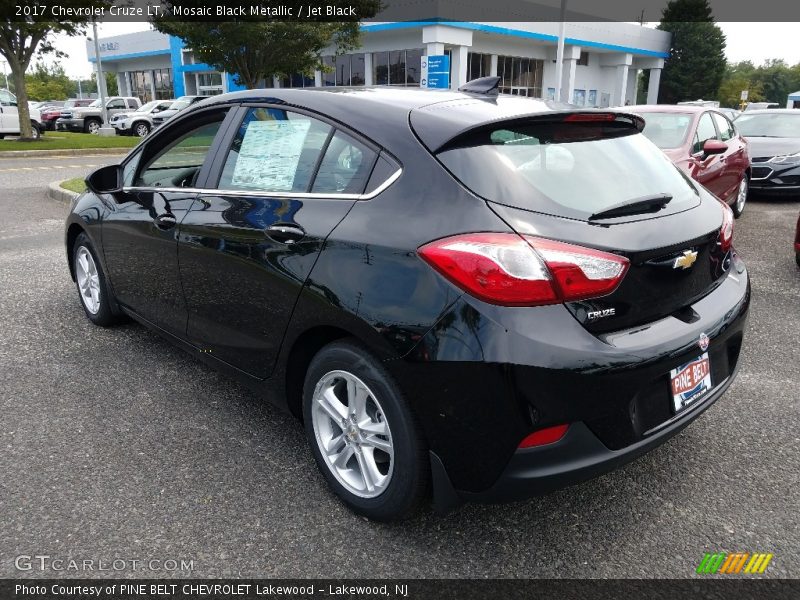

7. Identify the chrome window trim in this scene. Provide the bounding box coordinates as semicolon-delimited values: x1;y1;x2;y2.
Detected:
123;167;401;200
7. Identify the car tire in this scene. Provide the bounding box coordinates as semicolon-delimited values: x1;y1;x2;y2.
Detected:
133;121;150;137
302;339;429;521
72;233;120;327
84;119;101;135
732;175;748;218
29;123;41;140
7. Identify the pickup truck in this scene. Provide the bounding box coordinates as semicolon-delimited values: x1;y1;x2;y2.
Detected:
56;96;142;134
0;88;44;139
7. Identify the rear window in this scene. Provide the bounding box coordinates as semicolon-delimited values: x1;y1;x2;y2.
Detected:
437;119;700;221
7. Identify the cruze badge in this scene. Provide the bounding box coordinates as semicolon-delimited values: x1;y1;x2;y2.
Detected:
673;249;698;270
698;332;710;351
587;308;616;321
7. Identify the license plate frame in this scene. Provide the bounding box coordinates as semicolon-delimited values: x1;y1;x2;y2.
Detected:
670;353;712;414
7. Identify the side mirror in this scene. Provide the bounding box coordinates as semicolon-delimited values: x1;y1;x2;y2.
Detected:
702;139;727;157
86;164;122;194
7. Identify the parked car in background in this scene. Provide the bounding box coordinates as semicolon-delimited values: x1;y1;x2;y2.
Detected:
735;110;800;197
795;212;800;267
0;88;44;139
744;102;780;112
40;98;93;131
66;84;750;520
626;104;751;217
110;100;173;137
57;96;141;134
678;99;720;108
150;95;205;128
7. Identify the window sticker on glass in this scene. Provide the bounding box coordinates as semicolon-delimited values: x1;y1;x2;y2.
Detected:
231;120;312;191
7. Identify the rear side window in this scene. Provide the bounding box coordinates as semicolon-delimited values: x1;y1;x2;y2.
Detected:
218;107;332;193
437;118;700;221
311;130;376;194
693;113;717;153
712;112;734;141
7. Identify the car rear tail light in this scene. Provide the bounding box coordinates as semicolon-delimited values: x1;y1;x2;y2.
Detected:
519;424;570;448
418;233;628;307
718;201;734;253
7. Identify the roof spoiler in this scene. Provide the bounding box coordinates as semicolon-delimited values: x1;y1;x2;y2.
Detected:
458;76;501;96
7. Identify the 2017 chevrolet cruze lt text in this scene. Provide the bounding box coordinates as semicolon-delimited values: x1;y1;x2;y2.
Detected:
65;81;750;521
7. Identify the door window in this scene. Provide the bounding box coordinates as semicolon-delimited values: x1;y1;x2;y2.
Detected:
107;99;126;109
693;113;717;153
0;89;16;106
134;113;226;188
712;112;735;141
218;107;333;193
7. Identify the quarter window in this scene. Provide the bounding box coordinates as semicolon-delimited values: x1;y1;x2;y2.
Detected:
218;108;332;193
693;113;717;154
712;112;734;142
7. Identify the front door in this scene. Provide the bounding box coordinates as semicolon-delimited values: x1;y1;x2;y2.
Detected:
689;111;727;198
0;89;19;133
178;106;378;377
101;108;232;336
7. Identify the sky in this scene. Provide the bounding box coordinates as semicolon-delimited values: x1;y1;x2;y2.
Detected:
13;21;800;81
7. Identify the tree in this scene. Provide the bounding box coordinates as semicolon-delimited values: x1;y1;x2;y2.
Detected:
25;61;72;100
153;1;381;89
647;0;727;104
0;1;110;139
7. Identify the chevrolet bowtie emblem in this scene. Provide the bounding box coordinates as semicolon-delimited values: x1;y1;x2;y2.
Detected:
673;249;698;269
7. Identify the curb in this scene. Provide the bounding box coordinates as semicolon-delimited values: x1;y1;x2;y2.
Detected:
48;181;81;204
0;147;129;159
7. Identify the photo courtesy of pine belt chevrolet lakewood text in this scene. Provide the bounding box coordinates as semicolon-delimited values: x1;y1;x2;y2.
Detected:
65;78;750;521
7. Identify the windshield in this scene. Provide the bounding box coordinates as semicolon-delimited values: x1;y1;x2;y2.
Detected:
638;112;693;148
169;97;195;111
735;113;800;137
437;120;699;221
136;101;161;113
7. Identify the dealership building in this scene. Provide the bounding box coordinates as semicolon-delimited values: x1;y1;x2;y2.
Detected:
87;21;670;107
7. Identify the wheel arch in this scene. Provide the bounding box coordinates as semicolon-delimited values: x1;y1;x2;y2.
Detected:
65;222;87;281
283;325;352;420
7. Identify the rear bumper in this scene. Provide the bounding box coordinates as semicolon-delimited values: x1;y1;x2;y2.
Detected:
388;255;750;501
462;361;737;503
56;118;85;132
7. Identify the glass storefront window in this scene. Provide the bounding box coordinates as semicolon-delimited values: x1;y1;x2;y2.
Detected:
467;53;492;80
197;72;224;95
372;49;423;86
497;55;543;97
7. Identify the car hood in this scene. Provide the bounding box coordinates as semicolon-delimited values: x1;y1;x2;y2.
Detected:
743;136;800;159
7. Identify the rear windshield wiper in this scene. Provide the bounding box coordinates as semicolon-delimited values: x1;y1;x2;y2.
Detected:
589;193;673;220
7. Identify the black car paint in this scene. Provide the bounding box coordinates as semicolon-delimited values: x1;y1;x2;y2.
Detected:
66;88;749;508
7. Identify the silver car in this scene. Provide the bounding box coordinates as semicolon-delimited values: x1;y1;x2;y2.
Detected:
110;100;174;137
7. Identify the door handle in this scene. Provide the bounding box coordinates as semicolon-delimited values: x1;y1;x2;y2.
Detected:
265;223;305;244
154;213;177;230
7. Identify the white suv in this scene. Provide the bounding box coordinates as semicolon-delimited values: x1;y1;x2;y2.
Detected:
0;89;44;139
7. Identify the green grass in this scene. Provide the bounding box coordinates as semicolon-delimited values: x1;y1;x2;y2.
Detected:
0;132;139;152
60;177;86;194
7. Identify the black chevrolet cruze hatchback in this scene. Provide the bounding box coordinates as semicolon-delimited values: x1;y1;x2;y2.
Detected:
66;83;750;520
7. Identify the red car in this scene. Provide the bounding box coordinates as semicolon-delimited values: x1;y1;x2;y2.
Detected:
40;98;93;131
627;105;751;217
795;212;800;267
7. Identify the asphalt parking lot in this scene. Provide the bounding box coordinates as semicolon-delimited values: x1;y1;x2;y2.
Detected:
0;154;798;579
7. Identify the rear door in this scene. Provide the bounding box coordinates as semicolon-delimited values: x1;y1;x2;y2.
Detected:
178;105;379;377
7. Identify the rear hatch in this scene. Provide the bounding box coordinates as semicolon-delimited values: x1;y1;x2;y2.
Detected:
411;99;731;333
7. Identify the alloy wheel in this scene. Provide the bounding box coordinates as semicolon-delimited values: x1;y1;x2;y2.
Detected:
135;123;149;137
735;177;748;215
87;121;100;135
310;370;394;498
75;246;101;314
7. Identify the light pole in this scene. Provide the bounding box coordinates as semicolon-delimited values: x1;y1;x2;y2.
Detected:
554;0;567;102
0;60;8;91
91;20;114;135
